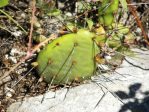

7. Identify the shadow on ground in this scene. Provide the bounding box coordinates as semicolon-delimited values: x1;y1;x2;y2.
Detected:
115;83;149;112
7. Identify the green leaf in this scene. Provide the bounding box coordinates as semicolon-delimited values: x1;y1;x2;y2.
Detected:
119;0;128;12
47;9;61;16
0;0;9;8
86;19;93;30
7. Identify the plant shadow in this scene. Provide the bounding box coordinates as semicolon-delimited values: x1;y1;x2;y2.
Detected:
115;83;149;112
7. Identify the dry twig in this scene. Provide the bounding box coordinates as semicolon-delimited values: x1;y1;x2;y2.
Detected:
127;0;149;45
0;0;57;81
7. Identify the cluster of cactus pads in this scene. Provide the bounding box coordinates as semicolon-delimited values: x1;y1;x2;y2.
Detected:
36;0;134;85
37;25;133;84
37;29;100;84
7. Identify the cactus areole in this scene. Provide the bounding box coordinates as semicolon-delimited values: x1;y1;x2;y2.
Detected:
37;29;100;84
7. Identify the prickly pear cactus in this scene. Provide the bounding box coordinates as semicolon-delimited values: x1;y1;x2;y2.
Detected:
37;29;100;84
98;0;119;26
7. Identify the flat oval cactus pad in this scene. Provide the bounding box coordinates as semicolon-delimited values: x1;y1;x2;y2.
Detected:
37;29;100;84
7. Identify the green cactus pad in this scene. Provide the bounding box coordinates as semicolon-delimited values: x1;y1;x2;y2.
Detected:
37;29;100;84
